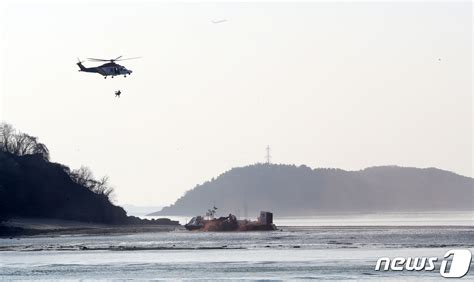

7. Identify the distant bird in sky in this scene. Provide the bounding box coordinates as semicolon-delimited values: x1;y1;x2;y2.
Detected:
212;19;227;24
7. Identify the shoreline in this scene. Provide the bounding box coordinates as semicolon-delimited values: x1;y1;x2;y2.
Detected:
0;217;183;237
2;217;473;238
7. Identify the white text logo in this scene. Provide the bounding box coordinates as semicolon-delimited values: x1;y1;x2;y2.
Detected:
375;249;472;278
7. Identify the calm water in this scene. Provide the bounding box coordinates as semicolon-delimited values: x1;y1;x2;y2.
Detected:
145;211;474;226
1;214;473;280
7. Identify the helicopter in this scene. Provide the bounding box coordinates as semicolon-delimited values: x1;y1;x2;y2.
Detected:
77;56;139;79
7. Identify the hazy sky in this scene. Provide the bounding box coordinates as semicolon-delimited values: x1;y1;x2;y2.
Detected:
0;1;472;206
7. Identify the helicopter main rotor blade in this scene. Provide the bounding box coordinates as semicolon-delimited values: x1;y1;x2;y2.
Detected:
86;56;140;62
87;58;111;62
115;57;141;61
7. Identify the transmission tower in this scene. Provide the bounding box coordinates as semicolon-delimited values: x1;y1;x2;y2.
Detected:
265;145;271;164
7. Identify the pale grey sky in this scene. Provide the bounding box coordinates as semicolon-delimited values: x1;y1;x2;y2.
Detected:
0;1;472;206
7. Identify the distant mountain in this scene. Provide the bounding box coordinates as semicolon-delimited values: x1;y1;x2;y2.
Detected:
122;204;164;217
150;164;473;216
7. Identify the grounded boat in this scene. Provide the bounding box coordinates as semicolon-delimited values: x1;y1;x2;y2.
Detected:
185;211;277;232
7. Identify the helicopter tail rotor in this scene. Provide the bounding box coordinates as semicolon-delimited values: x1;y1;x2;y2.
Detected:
77;58;86;71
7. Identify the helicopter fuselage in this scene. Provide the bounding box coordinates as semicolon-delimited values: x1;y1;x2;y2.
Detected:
77;62;132;78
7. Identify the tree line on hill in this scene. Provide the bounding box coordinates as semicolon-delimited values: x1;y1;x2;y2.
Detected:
0;123;177;226
0;123;115;202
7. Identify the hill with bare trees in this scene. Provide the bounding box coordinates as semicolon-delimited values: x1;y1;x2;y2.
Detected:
0;123;177;227
0;123;129;224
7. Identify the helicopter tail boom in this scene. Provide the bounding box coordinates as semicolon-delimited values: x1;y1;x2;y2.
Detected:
77;61;87;71
77;61;97;73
